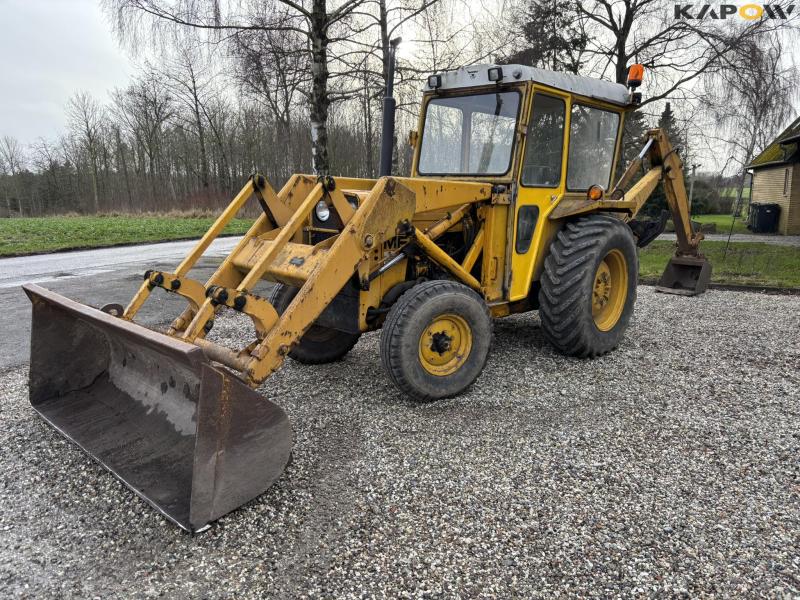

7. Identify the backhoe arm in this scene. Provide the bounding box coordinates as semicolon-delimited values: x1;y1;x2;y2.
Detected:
645;129;703;255
611;128;712;295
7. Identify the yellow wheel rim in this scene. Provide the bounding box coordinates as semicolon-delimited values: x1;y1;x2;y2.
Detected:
418;313;473;376
592;249;628;331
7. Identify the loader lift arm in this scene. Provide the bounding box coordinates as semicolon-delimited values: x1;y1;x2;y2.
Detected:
22;172;491;532
122;174;492;387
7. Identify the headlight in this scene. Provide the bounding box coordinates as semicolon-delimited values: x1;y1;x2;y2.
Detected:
315;200;330;222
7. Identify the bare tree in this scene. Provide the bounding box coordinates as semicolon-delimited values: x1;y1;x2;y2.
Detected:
103;0;378;175
575;0;797;105
230;19;309;177
154;42;222;191
0;136;26;216
704;31;798;215
111;71;176;208
67;92;106;212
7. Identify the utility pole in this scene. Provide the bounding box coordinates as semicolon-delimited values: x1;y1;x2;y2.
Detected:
688;163;701;213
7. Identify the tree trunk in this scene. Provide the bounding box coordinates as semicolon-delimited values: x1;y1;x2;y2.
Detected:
193;98;210;189
614;7;634;84
309;1;330;175
362;67;374;177
90;151;100;213
115;127;134;210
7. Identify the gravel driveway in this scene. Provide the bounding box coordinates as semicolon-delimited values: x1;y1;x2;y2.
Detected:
1;287;798;598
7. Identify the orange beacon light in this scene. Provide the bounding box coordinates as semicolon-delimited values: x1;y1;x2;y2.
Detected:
627;64;644;89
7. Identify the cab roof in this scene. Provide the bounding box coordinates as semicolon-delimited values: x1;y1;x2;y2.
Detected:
424;64;631;108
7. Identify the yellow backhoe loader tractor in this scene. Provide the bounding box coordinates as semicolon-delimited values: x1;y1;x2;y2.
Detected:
24;63;710;532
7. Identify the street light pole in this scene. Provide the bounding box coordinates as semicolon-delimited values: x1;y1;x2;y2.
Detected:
688;163;701;213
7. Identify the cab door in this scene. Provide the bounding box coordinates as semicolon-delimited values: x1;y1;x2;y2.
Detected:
509;89;570;301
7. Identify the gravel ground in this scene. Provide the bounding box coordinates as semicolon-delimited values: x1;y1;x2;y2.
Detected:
1;286;798;598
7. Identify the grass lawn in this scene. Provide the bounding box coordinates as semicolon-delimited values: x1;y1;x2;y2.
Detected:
692;214;750;235
0;216;254;257
718;186;751;200
639;240;800;288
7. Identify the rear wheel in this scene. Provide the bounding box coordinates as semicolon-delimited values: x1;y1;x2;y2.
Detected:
380;280;492;401
268;284;360;364
539;214;638;357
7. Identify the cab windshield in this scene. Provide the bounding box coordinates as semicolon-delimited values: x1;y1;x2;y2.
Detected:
418;91;520;176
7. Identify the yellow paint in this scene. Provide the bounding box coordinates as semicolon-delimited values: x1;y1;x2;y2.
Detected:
414;227;482;291
418;313;472;376
461;226;485;273
478;203;508;301
509;85;626;300
592;249;628;331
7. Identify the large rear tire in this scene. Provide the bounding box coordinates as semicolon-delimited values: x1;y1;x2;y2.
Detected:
269;284;360;364
539;214;638;358
380;280;492;401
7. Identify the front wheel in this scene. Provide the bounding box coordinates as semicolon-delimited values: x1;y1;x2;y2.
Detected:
538;214;638;358
380;280;493;401
268;284;360;364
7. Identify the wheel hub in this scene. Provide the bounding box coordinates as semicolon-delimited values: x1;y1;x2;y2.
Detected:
430;331;452;354
591;249;628;332
418;314;472;376
593;263;612;309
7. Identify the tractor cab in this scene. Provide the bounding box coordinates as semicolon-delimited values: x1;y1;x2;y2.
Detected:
413;64;632;187
411;64;634;300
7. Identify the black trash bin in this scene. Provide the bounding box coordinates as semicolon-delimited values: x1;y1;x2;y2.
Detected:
747;203;780;233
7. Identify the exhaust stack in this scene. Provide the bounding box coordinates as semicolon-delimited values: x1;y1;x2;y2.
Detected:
379;37;402;177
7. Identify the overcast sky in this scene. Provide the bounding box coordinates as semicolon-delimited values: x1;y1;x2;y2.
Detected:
0;0;133;144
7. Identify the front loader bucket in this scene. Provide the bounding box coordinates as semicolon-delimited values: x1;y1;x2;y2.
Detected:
23;284;292;532
655;255;712;296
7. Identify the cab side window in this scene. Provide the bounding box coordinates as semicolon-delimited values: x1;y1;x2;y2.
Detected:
521;94;566;187
567;104;619;190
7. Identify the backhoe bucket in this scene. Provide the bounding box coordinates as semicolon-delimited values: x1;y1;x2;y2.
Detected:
655;255;712;296
23;284;292;532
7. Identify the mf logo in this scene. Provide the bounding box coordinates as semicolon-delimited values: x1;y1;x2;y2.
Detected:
674;4;795;18
382;234;412;251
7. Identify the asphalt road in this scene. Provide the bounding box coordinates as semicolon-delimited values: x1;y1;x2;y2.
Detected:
0;238;241;369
